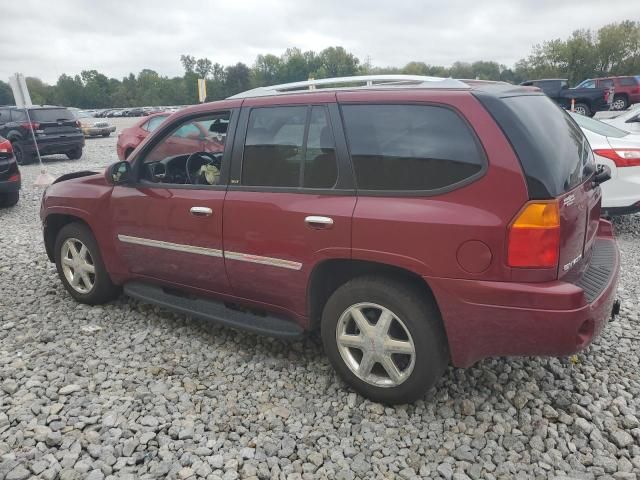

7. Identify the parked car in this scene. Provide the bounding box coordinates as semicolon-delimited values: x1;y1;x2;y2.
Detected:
575;76;640;111
75;111;117;138
125;107;145;117
520;78;612;116
0;136;20;207
41;75;620;403
0;106;84;164
571;112;640;216
116;112;170;160
601;105;640;134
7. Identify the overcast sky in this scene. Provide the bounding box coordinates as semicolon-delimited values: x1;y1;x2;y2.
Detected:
1;0;637;84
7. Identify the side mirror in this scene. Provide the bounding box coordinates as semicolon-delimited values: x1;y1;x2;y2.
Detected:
593;164;611;186
105;161;132;185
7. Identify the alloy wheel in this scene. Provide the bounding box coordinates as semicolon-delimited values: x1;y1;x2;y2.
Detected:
612;99;626;110
60;238;96;294
574;106;587;116
336;302;416;388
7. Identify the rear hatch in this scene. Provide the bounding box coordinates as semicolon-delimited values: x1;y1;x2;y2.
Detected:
30;108;80;136
475;92;599;279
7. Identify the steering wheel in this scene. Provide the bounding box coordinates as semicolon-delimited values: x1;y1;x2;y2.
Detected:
185;152;219;184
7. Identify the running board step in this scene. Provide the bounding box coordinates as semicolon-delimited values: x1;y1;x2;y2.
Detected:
123;282;304;339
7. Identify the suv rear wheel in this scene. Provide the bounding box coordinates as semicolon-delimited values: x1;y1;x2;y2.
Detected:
612;95;628;111
54;223;120;304
66;147;83;160
321;276;449;404
573;103;591;117
12;142;33;165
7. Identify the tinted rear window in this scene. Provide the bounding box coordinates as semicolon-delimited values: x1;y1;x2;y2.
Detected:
619;77;638;86
341;104;484;191
475;93;593;198
29;108;75;122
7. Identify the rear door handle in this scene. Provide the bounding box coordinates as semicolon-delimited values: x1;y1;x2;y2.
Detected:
190;206;213;217
305;216;334;229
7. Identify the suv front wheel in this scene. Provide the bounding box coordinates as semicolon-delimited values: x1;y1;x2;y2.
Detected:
321;276;449;404
54;223;120;304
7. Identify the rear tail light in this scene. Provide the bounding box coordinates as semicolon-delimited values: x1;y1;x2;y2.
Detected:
604;90;610;102
593;148;640;167
8;173;20;183
0;139;12;154
19;122;40;131
507;201;560;268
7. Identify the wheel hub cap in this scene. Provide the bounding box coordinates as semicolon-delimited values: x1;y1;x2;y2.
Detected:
336;302;416;388
61;238;96;294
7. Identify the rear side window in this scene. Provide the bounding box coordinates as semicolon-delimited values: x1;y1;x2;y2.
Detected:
619;77;638;86
475;93;593;198
341;104;484;191
30;108;75;122
242;106;338;189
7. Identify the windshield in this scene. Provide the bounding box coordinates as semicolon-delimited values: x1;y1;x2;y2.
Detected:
570;112;629;138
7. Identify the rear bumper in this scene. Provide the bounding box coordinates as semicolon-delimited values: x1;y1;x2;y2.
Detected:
430;221;620;367
0;178;21;192
22;136;84;156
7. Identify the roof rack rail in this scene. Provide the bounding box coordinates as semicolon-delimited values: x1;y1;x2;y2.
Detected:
228;75;469;99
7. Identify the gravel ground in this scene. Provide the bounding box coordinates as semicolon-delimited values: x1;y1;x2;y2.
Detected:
1;117;640;480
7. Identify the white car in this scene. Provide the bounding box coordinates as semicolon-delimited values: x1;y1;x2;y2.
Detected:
571;112;640;215
600;106;640;135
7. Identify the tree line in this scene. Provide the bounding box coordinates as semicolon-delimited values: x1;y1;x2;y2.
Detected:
0;21;638;109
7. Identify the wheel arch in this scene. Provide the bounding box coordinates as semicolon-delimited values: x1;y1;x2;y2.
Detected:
43;213;92;262
306;258;443;331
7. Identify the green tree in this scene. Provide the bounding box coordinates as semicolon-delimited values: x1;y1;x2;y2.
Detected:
195;58;213;79
0;81;13;105
180;55;196;74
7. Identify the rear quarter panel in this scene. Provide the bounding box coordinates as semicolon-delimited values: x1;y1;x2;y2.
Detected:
341;90;530;281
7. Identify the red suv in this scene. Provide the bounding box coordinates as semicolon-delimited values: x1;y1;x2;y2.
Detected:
40;76;620;403
577;76;640;111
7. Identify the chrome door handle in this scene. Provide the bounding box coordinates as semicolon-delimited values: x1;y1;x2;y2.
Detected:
190;206;213;217
305;216;334;228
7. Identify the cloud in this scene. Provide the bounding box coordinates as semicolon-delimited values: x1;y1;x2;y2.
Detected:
1;0;637;83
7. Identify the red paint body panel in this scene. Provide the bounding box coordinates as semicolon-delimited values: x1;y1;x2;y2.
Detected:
430;228;619;367
223;191;356;323
109;185;229;294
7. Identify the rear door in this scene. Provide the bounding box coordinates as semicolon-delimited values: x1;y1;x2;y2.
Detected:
223;97;356;319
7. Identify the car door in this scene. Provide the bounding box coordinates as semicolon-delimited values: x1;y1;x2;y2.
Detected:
109;108;237;295
223;98;356;319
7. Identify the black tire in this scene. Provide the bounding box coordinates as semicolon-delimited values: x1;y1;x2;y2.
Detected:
0;191;19;207
321;276;449;404
66;147;83;160
612;95;629;111
574;102;591;117
101;132;111;138
11;142;33;166
54;223;120;305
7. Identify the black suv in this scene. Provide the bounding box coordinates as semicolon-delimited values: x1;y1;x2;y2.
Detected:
0;106;85;165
